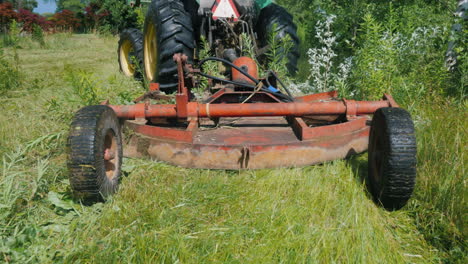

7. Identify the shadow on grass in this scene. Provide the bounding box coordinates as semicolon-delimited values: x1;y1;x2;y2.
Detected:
345;151;368;184
345;151;377;204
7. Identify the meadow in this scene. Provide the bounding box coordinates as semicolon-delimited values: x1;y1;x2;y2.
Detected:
0;2;466;261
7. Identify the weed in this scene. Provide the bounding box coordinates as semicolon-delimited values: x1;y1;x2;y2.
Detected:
239;33;256;61
408;99;467;262
65;68;103;106
352;13;449;101
265;24;293;79
0;47;20;96
195;36;222;100
2;21;20;48
31;24;46;48
291;15;353;96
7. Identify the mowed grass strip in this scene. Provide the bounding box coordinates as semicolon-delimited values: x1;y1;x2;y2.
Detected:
55;159;435;263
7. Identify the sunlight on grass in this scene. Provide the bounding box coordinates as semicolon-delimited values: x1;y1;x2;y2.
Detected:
0;33;465;262
49;159;436;263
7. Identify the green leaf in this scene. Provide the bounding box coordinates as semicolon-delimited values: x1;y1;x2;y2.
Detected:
47;191;75;211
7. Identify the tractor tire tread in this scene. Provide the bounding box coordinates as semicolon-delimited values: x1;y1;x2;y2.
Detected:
118;28;144;80
256;3;300;74
67;105;122;203
145;0;194;92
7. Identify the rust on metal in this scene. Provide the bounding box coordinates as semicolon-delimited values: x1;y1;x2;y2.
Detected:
149;83;160;91
133;90;172;103
123;116;369;169
109;54;402;170
109;100;390;119
232;57;258;84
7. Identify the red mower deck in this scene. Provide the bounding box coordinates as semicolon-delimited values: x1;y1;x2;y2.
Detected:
117;90;390;169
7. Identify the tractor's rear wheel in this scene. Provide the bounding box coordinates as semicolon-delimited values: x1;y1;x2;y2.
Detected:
67;105;123;203
118;28;144;80
144;0;195;92
256;3;300;75
367;107;417;210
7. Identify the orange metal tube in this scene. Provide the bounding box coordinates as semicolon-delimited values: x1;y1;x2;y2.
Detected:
109;100;390;119
109;104;177;119
198;101;389;117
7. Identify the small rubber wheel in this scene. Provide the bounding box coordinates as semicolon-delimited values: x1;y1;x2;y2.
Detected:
256;3;300;74
144;0;195;92
67;105;123;203
368;107;417;210
118;28;144;80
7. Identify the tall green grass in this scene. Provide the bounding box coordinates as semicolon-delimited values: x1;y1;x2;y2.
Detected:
409;99;467;262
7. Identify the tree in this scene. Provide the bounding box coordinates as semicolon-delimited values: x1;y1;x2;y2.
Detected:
99;0;137;33
57;0;89;14
51;9;81;32
8;0;38;11
0;2;17;32
16;8;51;32
84;2;108;32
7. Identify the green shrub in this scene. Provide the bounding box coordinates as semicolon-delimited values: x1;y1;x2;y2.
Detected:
351;11;449;102
2;21;20;48
409;99;467;262
264;25;293;78
65;68;103;105
0;48;20;96
32;24;46;47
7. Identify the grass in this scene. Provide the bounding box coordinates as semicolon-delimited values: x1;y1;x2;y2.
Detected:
0;34;465;263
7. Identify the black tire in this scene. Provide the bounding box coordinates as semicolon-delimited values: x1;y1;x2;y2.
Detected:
144;0;195;92
118;28;144;80
367;107;417;210
256;3;300;74
67;105;123;203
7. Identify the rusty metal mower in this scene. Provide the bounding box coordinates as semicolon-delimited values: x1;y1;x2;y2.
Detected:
69;0;417;210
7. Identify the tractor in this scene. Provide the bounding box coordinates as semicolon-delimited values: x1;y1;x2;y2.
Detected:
68;0;417;211
117;0;299;90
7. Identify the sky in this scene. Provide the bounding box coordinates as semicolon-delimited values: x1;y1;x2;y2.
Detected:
33;0;57;14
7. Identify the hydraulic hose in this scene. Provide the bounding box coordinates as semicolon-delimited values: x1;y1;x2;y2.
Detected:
197;57;295;102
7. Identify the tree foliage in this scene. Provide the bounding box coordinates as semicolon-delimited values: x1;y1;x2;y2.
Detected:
57;0;88;14
7;0;38;11
98;0;137;33
51;9;81;32
83;2;109;32
0;2;17;32
17;8;51;32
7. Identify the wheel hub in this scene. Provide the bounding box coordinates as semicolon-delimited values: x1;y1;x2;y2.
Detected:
104;130;119;181
144;23;157;81
119;39;136;76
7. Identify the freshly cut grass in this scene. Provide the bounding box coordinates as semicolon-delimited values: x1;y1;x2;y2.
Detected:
50;160;435;263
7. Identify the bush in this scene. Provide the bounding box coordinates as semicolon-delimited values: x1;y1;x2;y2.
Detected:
51;9;81;32
100;0;138;34
32;24;45;47
0;48;21;96
351;12;449;101
2;20;20;47
83;3;109;33
16;9;51;33
0;2;17;33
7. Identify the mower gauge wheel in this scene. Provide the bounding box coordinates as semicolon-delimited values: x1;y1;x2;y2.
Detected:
367;107;417;210
67;105;123;203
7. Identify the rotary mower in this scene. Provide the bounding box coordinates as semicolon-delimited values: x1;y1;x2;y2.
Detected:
68;0;417;211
